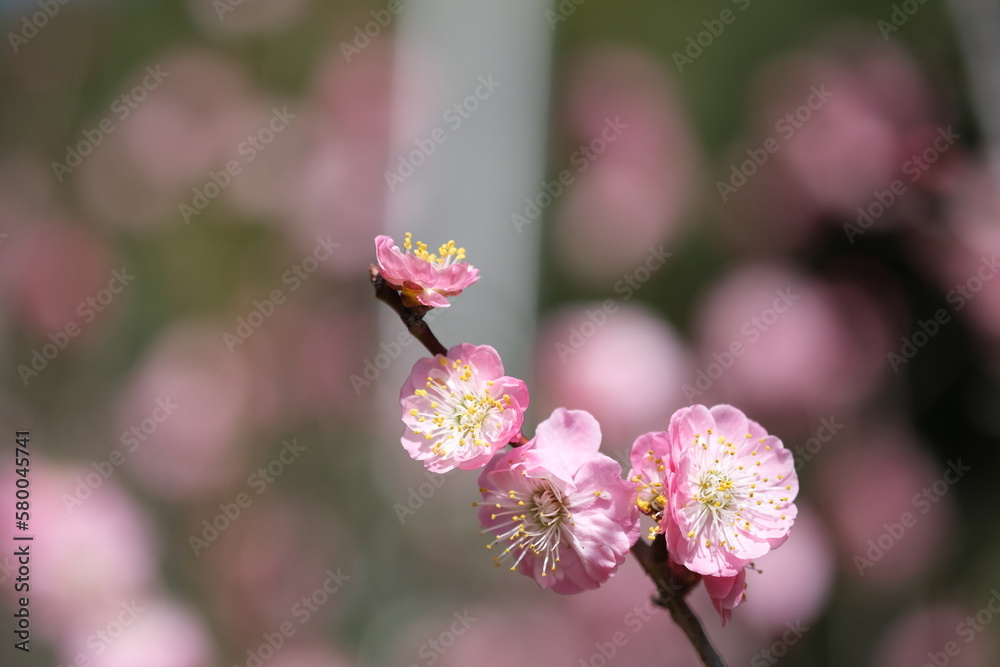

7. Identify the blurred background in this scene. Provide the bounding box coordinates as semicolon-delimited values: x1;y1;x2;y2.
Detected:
2;0;1000;665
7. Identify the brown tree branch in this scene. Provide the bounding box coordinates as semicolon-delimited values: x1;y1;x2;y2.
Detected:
369;264;447;356
631;536;728;667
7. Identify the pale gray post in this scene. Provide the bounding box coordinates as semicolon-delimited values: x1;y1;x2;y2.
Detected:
380;0;553;390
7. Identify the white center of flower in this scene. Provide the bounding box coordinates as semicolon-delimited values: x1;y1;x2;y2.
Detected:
409;357;512;458
453;394;493;433
694;470;735;511
680;429;792;551
482;479;595;577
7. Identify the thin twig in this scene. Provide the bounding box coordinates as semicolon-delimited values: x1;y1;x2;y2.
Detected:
369;264;447;356
369;265;527;447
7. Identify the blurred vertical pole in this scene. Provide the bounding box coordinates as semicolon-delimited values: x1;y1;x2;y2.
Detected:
947;0;1000;180
381;1;553;389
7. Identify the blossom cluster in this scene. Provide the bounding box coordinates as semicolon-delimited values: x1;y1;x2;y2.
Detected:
375;234;798;621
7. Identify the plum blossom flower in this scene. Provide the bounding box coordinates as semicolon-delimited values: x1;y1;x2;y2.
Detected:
628;430;672;540
662;404;798;578
375;233;479;308
630;432;747;625
476;408;640;594
704;568;747;626
400;343;528;473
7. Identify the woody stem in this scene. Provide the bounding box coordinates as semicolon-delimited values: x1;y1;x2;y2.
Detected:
630;536;728;667
369;264;447;356
369;265;528;446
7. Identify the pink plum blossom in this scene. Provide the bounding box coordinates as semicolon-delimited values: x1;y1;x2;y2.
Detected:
535;304;693;449
476;408;640;594
115;324;256;501
375;234;479;308
628;430;672;539
400;343;528;473
660;404;798;578
1;221;114;338
874;604;996;667
815;422;951;589
0;460;158;641
62;598;216;667
554;48;701;284
704;568;747;626
283;40;395;278
77;50;258;229
387;604;585;667
739;507;834;634
627;416;770;624
692;264;891;419
202;495;357;642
